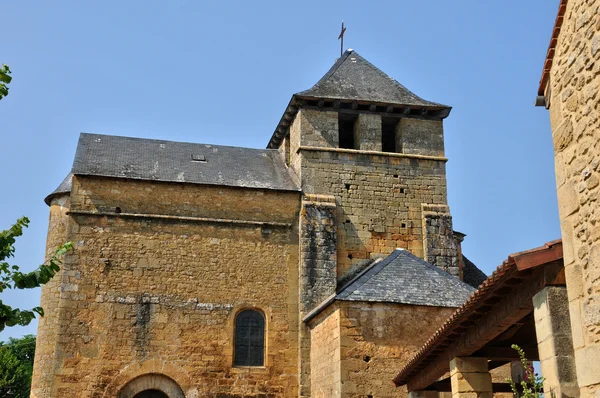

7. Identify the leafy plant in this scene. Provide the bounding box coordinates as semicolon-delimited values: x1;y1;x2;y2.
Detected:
0;217;73;331
0;335;36;398
507;344;545;398
0;64;12;100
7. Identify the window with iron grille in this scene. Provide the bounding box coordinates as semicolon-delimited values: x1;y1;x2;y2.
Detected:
234;309;265;366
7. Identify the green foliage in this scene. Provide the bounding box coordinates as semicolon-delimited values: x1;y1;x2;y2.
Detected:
0;64;11;100
0;217;73;331
0;335;36;398
507;344;545;398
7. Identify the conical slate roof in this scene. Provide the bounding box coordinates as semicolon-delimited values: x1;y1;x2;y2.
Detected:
44;173;73;205
336;249;475;307
297;50;449;108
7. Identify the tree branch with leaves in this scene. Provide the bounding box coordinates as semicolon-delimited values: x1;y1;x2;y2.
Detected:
0;64;11;100
0;217;73;332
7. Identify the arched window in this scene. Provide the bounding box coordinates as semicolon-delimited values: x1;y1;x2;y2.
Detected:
234;309;265;366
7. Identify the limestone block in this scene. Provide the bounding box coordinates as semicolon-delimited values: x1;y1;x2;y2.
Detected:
565;262;584;301
557;181;580;217
553;118;574;153
569;299;586;349
450;372;493;393
450;357;489;375
575;344;600;387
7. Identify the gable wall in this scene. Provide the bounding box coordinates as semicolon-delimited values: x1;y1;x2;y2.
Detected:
31;175;302;398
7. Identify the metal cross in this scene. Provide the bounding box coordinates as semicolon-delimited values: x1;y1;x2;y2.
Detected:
338;21;346;57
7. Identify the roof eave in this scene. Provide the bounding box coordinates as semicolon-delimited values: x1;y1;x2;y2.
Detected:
392;239;563;388
71;172;302;193
536;0;567;99
267;95;453;150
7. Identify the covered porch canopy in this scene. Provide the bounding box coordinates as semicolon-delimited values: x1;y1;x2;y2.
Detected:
393;240;579;398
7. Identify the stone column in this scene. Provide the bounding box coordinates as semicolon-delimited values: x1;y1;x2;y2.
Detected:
354;114;382;151
450;357;492;398
533;286;579;398
409;391;439;398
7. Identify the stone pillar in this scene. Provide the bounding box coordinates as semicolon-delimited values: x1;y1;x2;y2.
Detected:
299;194;337;397
450;357;492;398
409;391;439;398
354;114;382;151
533;286;579;398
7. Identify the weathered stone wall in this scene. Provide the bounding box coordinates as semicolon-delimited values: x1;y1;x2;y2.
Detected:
31;175;302;398
309;305;342;398
299;195;337;313
308;301;455;398
544;1;600;397
298;194;338;397
422;204;460;277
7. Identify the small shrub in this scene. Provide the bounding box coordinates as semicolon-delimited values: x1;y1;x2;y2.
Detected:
507;344;545;398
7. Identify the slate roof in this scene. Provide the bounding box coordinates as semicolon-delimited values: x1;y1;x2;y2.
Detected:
335;249;475;307
44;173;73;205
63;133;300;193
462;255;488;289
297;50;450;108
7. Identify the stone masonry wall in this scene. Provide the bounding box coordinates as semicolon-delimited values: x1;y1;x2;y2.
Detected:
308;301;455;398
31;175;302;398
310;305;342;398
545;1;600;397
300;149;449;280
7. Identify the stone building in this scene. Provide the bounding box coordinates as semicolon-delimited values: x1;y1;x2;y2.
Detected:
31;50;485;398
535;0;600;397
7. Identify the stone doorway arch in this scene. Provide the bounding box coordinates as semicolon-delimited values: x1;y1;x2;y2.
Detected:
117;374;185;398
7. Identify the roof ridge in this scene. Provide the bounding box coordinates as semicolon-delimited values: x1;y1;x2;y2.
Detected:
397;250;473;288
351;52;447;108
297;50;354;96
79;132;281;154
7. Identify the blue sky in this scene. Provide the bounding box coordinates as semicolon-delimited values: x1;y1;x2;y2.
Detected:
0;1;560;340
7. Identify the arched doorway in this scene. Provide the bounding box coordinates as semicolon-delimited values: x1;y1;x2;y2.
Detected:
117;374;185;398
133;390;169;398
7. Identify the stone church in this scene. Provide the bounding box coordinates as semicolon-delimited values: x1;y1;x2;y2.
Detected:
31;50;487;398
